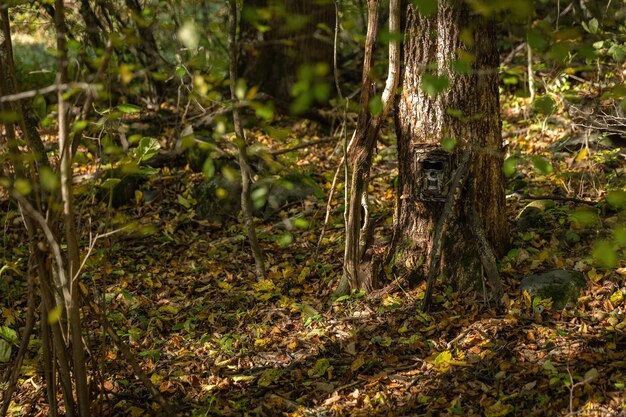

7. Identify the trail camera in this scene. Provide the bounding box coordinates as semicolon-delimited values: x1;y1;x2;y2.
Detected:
414;145;451;202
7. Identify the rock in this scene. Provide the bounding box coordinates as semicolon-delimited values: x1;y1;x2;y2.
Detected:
520;270;586;309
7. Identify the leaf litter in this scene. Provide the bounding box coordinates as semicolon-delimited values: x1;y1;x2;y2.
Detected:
1;97;626;416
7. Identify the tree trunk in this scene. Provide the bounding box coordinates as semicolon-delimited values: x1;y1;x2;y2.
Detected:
388;1;509;296
241;0;334;104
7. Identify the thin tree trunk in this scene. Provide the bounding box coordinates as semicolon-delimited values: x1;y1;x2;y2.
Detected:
229;0;266;278
54;1;90;414
0;8;49;172
340;0;400;294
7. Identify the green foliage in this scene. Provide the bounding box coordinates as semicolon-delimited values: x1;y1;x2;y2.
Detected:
290;63;331;114
412;0;438;17
420;73;449;97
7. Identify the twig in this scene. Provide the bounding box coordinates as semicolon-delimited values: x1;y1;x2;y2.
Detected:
0;82;97;102
333;0;344;101
9;191;71;308
79;286;176;415
467;205;502;302
269;136;335;156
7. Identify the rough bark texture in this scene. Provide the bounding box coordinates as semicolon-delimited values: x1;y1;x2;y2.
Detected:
389;1;509;290
241;0;334;103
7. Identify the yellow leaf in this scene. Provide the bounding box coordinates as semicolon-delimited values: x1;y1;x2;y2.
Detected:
134;190;143;205
118;64;134;84
150;373;164;386
158;305;179;315
253;280;275;292
484;401;513;417
297;267;310;283
258;369;282;387
308;358;330;378
523;290;532;309
282;266;294;280
616;267;626;277
433;350;452;372
48;305;63;325
587;268;603;283
610;291;624;306
218;281;232;290
254;338;270;347
351;355;365;372
575;147;588;162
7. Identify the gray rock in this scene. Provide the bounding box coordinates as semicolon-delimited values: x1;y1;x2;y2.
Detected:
520;269;586;309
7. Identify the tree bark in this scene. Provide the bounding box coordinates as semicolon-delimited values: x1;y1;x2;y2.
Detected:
388;1;509;298
339;0;400;294
54;1;90;414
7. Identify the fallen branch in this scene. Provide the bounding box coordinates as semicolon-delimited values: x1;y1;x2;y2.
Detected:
269;136;335;156
506;192;598;204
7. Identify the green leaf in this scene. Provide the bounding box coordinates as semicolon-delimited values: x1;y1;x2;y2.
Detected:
39;166;60;191
14;179;32;195
33;95;47;120
134;137;160;162
293;218;309;229
177;194;191;209
0;110;20;123
0;326;18;344
0;340;10;363
101;178;121;190
592;240;617;269
440;137;457;152
412;0;438;17
251;186;268;209
585;18;599;34
175;66;186;79
568;208;598;226
369;95;383;116
531;156;553;175
202;157;215;180
532;96;556;115
277;233;293;248
503;157;519;178
308;358;330;378
421;73;449;97
614;227;626;247
606;190;626;209
313;82;331;103
254;102;275;121
258;369;283;387
116;103;142;114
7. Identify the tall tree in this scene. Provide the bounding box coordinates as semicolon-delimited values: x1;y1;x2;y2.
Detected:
240;0;335;105
387;0;509;308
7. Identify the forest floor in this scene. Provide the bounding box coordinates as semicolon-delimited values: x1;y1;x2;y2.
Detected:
2;92;626;416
